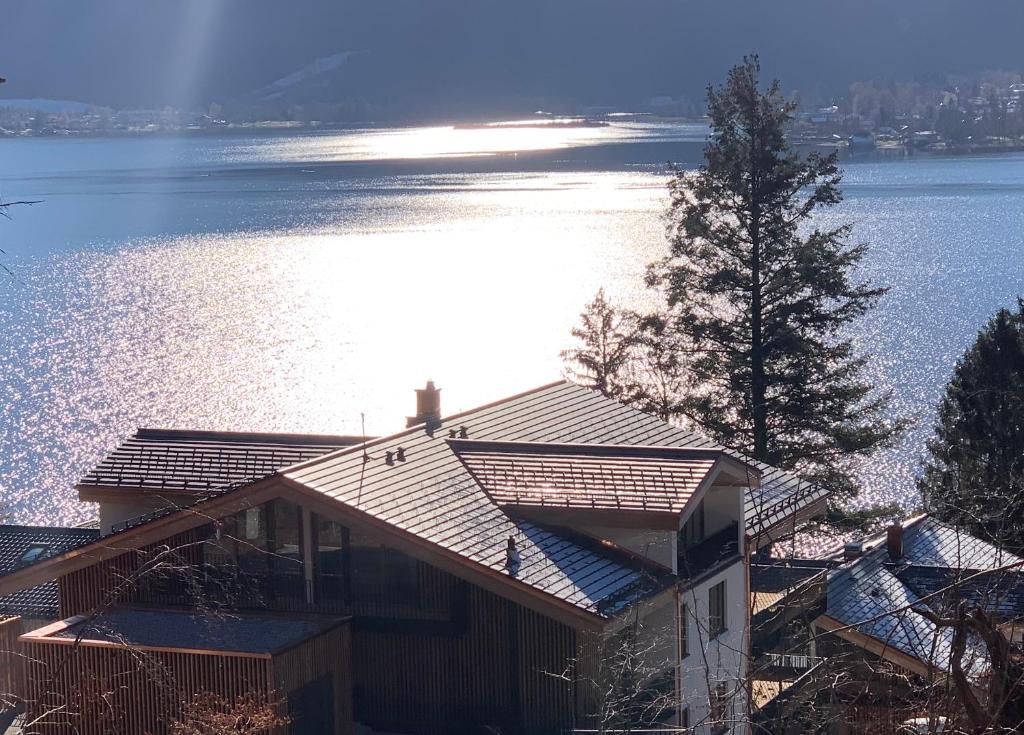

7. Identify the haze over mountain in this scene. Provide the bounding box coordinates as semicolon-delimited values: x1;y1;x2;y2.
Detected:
4;0;1024;119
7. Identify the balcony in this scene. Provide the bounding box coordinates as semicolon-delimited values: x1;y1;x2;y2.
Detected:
677;522;740;582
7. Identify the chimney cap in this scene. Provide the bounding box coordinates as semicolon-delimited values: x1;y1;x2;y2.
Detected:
843;540;864;562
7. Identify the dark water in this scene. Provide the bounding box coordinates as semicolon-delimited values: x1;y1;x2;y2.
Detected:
0;122;1021;524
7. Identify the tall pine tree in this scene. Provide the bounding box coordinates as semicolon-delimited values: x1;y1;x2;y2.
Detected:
649;56;901;499
920;301;1024;553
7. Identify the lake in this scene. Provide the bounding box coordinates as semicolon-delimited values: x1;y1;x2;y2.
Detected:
0;121;1022;525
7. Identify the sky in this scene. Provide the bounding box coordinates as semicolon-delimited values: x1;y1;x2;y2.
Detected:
4;0;1024;115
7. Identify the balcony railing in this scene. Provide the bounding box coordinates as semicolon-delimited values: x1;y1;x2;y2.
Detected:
677;522;740;581
763;652;822;670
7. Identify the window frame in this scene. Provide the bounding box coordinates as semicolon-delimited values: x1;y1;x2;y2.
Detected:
708;580;727;639
679;601;689;658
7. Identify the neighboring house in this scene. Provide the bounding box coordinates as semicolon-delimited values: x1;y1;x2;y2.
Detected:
754;515;1024;734
0;526;101;624
0;381;827;735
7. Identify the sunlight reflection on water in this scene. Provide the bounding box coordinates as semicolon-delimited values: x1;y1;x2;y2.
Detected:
1;129;1023;527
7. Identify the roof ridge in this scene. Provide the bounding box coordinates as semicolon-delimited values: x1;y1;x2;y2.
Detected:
447;437;726;458
0;524;99;535
280;379;570;476
133;428;367;446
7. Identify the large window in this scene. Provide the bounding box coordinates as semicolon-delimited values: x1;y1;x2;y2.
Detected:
314;516;348;604
269;499;304;577
681;499;705;549
709;580;727;639
310;516;420;607
349;529;419;604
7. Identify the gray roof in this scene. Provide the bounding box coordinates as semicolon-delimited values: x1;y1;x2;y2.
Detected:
51;608;343;655
79;428;364;494
825;516;1023;673
286;381;826;618
0;525;100;618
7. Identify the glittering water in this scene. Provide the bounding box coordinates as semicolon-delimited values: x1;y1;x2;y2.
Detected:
0;124;1021;524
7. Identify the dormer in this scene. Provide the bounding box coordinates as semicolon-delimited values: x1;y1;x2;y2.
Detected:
450;439;758;573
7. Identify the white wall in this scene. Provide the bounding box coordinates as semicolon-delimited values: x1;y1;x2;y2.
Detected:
578;526;677;571
97;496;174;535
677;559;749;735
701;484;744;540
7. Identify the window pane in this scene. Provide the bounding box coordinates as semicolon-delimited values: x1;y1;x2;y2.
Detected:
709;581;727;638
236;505;269;574
270;498;303;576
316;516;347;577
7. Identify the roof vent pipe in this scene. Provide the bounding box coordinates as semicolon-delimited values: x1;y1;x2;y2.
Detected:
505;536;522;576
844;540;864;562
887;523;904;561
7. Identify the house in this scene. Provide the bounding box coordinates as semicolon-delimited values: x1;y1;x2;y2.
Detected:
0;381;828;735
752;515;1024;734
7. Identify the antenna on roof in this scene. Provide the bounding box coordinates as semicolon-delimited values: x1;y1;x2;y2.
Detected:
361;413;370;464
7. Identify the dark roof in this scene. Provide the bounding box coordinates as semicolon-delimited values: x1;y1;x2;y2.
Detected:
825;516;1023;673
451;439;721;513
79;428;364;494
286;381;820;618
0;525;100;618
897;565;1024;620
41;608;345;655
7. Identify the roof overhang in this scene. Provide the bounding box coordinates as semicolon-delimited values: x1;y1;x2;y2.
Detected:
1;476;615;634
815;613;935;678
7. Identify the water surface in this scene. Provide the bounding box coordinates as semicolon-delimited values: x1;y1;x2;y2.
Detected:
0;123;1021;524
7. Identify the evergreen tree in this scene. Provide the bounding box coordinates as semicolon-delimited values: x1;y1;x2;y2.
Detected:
561;289;638;400
621;312;689;422
649;56;902;499
920;301;1024;552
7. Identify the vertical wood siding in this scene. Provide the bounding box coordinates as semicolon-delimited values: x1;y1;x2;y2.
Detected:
20;621;351;735
21;641;271;735
0;616;24;711
55;522;587;735
352;584;577;735
271;623;352;735
57;530;201;618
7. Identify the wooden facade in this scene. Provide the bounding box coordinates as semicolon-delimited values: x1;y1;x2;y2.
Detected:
0;615;23;710
19;616;352;735
49;498;601;735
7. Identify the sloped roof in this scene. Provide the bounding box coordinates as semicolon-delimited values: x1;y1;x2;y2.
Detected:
0;525;100;618
5;381;827;626
78;429;364;494
451;439;721;513
824;516;1023;674
284;381;817;618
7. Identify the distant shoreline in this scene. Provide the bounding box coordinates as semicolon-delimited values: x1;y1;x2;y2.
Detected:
3;121;1024;165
